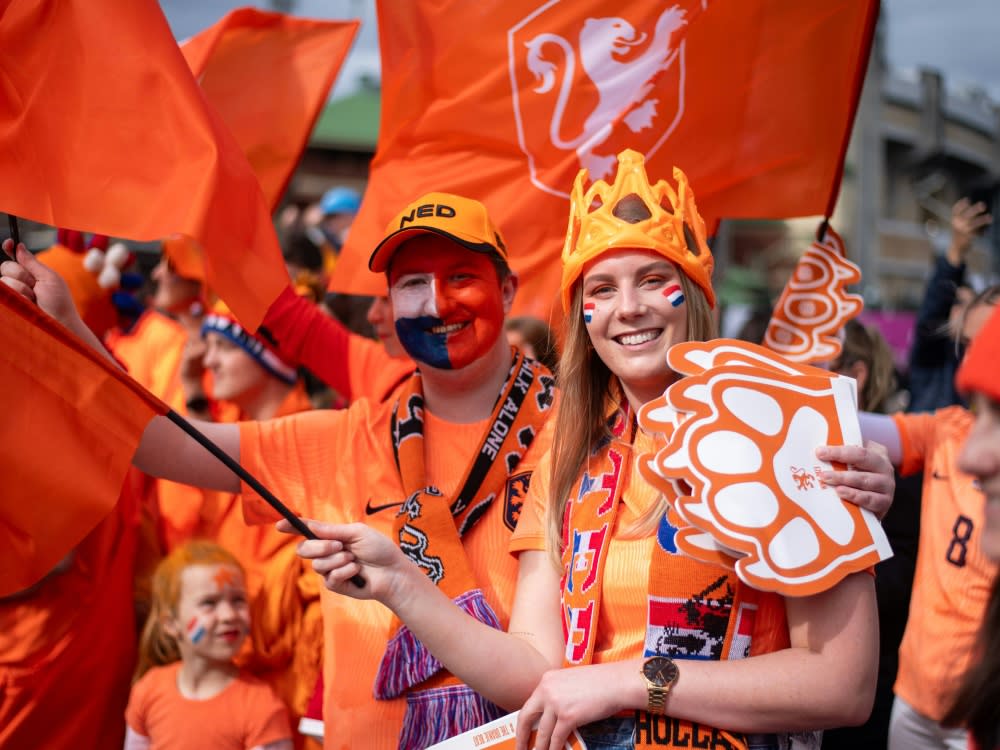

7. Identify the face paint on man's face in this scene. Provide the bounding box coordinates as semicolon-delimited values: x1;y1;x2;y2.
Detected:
388;240;506;370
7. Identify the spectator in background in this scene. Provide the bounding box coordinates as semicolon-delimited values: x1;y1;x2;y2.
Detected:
941;302;1000;750
824;319;923;750
908;198;991;413
505;315;559;374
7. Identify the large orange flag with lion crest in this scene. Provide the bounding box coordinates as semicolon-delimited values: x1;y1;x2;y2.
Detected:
334;0;877;322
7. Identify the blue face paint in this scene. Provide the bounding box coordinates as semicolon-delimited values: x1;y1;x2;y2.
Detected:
656;513;678;554
395;316;453;369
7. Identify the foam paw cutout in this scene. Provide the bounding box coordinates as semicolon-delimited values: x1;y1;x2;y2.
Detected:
763;226;863;364
639;339;891;597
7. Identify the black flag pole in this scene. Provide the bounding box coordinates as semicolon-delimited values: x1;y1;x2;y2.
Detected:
6;214;19;258
165;409;366;589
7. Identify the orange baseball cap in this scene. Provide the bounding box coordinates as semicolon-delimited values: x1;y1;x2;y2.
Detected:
161;234;205;282
368;192;509;273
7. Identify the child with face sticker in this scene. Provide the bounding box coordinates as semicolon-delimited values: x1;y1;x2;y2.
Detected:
125;541;292;750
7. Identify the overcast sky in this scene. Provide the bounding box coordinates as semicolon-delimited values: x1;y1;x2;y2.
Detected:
159;0;1000;101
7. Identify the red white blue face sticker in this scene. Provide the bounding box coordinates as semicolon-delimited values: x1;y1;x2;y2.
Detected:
186;615;207;644
583;302;596;324
663;283;685;307
388;239;505;370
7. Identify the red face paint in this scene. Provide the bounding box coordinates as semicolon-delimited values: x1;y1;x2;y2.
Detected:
389;237;506;370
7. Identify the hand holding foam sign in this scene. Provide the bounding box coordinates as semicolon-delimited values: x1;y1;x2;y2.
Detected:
764;226;863;364
426;711;586;749
638;339;891;597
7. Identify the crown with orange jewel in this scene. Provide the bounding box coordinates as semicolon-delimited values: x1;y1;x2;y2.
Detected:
559;149;715;313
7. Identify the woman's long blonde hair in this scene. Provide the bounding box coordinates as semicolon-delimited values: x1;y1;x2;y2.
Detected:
134;540;244;681
544;266;716;563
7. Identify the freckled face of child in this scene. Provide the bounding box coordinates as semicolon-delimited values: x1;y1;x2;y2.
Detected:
169;563;250;663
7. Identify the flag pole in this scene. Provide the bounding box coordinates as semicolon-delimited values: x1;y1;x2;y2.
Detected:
6;215;19;256
164;409;366;588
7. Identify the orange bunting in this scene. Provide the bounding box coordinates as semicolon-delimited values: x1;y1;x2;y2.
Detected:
0;284;168;597
637;339;891;597
333;0;878;323
181;8;359;212
763;226;864;364
0;0;287;330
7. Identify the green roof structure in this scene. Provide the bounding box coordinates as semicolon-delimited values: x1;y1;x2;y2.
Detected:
309;88;380;151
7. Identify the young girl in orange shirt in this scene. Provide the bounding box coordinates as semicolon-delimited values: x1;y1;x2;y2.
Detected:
124;540;292;750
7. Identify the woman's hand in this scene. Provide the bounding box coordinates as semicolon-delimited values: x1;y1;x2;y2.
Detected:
816;440;894;519
277;518;413;605
515;662;638;750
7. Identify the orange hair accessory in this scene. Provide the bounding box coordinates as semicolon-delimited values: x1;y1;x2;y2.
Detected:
560;149;715;313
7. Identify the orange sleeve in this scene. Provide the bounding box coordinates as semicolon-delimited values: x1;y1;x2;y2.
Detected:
238;408;357;526
124;670;153;736
891;411;934;477
508;446;552;556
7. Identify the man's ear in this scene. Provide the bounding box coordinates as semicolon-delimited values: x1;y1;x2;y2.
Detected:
501;272;518;316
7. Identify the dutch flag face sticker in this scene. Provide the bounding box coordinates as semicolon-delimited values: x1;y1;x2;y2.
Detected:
663;284;685;307
583;302;596;324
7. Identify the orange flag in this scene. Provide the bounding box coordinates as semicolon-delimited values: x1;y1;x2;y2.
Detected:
0;284;168;597
181;8;360;212
333;0;877;322
0;0;287;330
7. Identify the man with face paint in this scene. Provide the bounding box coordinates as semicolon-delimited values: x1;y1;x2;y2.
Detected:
0;192;557;750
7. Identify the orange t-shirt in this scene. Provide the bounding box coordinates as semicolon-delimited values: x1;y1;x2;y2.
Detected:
0;480;143;749
510;429;789;666
238;391;554;750
892;407;998;720
125;662;291;749
347;334;414;404
196;384;315;597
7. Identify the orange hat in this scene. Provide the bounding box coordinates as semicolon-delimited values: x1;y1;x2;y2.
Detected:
368;192;509;273
560;149;715;313
161;234;205;282
956;302;1000;403
201;300;297;384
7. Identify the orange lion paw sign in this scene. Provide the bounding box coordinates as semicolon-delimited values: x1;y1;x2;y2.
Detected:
639;339;891;597
764;226;863;364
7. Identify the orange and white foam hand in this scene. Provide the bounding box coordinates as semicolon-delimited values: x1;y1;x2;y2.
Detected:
763;225;863;365
638;339;892;597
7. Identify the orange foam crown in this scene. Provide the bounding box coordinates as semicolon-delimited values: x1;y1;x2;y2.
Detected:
560;149;715;313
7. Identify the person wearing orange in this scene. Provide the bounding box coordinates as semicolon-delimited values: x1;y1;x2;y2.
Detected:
941;302;1000;750
126;540;292;750
259;284;414;405
106;234;229;552
295;151;893;750
0;193;558;750
857;287;1000;750
0;472;146;750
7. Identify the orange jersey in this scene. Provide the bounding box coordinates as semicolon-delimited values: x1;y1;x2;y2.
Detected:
196;384;315;596
892;407;998;720
238;392;554;749
125;662;291;749
0;480;144;749
347;333;414;403
511;430;788;667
